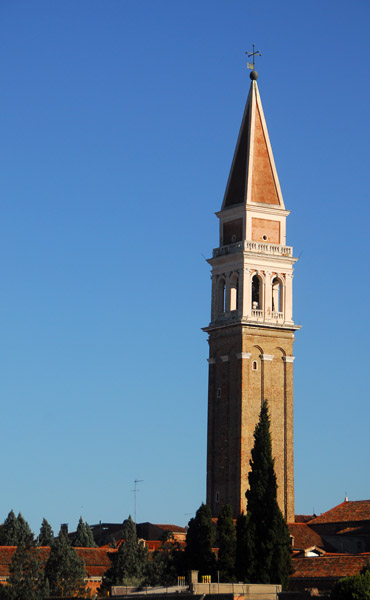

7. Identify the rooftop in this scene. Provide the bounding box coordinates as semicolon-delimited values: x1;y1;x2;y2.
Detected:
309;501;370;525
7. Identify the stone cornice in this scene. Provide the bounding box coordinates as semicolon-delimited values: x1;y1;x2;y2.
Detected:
236;352;252;360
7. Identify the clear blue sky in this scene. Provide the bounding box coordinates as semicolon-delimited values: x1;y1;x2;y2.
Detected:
0;0;369;535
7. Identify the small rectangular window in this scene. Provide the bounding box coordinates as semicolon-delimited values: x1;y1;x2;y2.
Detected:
217;387;222;399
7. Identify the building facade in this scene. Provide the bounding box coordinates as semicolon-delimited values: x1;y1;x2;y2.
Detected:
204;72;299;522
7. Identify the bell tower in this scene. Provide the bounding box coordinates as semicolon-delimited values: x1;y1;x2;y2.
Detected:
204;70;299;523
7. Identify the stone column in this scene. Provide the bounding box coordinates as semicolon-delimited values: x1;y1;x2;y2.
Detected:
224;272;231;313
265;271;272;319
285;273;293;323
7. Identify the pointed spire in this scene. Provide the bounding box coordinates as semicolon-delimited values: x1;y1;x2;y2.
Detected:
222;77;284;210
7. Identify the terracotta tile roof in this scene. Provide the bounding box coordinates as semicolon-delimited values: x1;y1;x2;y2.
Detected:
288;524;324;550
145;541;162;551
336;526;366;535
295;515;316;523
0;546;112;579
291;553;370;578
74;547;112;577
0;548;16;576
155;524;186;533
309;501;370;525
0;547;52;577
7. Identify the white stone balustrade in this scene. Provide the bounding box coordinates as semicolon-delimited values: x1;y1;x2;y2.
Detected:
213;240;292;259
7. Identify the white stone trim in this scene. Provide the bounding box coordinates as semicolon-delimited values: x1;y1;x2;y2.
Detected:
207;358;216;364
261;354;274;361
221;355;229;363
236;352;252;360
283;355;295;363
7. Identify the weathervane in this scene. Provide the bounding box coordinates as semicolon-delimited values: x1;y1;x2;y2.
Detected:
246;44;262;71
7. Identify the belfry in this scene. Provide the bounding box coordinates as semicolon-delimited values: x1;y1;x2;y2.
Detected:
204;69;299;523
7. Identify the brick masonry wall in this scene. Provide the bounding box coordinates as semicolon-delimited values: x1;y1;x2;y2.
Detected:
207;324;295;522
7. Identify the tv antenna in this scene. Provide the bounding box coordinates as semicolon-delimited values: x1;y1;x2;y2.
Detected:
132;479;143;523
246;44;262;70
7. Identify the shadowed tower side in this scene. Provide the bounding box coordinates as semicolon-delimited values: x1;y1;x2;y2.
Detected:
203;69;299;523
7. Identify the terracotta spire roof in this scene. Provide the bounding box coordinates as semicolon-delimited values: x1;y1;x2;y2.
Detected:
222;76;284;211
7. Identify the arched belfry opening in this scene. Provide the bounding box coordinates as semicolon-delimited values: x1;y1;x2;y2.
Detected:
272;277;283;317
251;274;263;314
217;277;226;314
230;274;239;311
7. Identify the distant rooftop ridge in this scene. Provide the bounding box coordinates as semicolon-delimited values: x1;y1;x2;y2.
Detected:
308;500;370;524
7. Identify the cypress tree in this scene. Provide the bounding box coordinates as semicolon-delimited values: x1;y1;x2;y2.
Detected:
0;512;34;547
217;505;236;582
84;521;96;547
235;512;249;582
72;517;97;547
6;543;46;600
0;511;19;546
100;516;148;590
38;518;54;547
185;504;216;577
16;514;34;546
44;527;87;597
146;533;184;586
243;400;292;588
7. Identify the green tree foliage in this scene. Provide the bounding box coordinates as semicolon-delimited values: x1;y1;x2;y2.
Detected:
72;517;97;548
185;503;216;577
38;518;54;547
3;543;46;600
0;511;19;546
146;533;184;586
217;505;236;582
0;512;34;546
100;516;148;591
44;528;87;597
235;512;249;582
240;401;292;588
84;520;97;547
331;571;370;600
16;514;34;546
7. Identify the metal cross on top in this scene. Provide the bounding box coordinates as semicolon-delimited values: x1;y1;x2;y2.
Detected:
246;44;262;70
